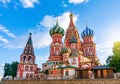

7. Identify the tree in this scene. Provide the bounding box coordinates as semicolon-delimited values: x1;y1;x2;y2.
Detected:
113;41;120;55
4;63;11;77
43;70;49;75
11;62;19;78
106;41;120;72
109;55;120;72
106;55;113;65
4;61;19;78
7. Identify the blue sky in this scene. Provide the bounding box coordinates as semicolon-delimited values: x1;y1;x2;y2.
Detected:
0;0;120;79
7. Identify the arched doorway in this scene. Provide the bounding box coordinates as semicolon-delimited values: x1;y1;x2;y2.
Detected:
26;73;29;78
30;73;33;78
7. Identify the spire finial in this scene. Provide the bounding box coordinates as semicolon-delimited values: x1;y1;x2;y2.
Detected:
69;13;73;20
56;18;58;25
69;13;74;27
85;21;88;28
29;32;32;36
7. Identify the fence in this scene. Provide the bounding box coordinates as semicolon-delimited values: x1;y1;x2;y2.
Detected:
1;79;120;84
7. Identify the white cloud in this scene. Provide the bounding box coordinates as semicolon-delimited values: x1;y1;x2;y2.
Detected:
0;12;78;49
69;0;89;5
29;28;51;48
0;25;16;45
96;22;120;64
40;15;56;29
0;76;1;79
1;29;51;49
0;25;16;38
36;55;48;61
0;0;10;3
0;0;11;8
13;2;20;10
62;1;67;7
2;35;27;48
41;12;78;31
0;64;4;67
96;42;113;64
32;32;51;48
36;55;49;67
20;0;39;8
0;36;9;43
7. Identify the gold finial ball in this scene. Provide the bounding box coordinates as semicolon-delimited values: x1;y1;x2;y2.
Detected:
29;32;32;36
69;13;74;18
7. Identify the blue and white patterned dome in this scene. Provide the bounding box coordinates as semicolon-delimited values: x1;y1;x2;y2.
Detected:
81;26;94;38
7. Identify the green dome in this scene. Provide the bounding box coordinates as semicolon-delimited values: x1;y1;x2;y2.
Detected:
69;36;77;43
61;47;71;53
50;22;65;37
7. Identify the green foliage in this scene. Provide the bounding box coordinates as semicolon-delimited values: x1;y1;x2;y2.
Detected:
109;55;120;72
106;41;120;72
4;63;11;77
113;41;120;55
43;70;49;75
4;61;19;78
106;55;113;65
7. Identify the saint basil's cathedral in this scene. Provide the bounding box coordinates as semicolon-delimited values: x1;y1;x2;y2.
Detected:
17;13;102;79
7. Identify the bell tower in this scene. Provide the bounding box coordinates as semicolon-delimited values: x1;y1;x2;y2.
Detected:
17;33;38;79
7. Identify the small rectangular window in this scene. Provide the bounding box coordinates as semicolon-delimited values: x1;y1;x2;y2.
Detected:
65;71;69;76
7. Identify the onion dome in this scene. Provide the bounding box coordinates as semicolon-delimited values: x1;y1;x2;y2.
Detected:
81;25;94;38
61;47;71;53
50;21;65;37
69;36;77;43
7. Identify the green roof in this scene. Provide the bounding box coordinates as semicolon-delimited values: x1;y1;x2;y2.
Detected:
57;65;76;69
61;47;71;53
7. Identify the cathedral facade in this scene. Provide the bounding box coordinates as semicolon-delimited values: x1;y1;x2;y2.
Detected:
42;13;101;79
16;13;101;79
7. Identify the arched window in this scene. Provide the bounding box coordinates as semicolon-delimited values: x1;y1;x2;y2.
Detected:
56;51;59;55
72;58;76;64
86;52;87;56
25;66;29;71
30;66;34;71
56;48;59;55
90;48;93;55
30;73;33;78
26;73;29;78
23;56;26;61
28;56;32;62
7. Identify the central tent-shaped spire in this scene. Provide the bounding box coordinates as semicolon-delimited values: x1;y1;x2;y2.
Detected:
69;13;75;28
64;13;81;50
23;32;34;56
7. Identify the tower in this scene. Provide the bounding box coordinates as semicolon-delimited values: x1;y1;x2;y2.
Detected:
81;25;97;61
61;47;71;63
48;21;65;66
17;33;38;79
64;13;81;50
69;36;77;49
